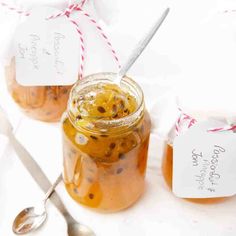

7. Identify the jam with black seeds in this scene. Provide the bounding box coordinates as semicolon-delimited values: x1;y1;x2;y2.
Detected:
63;74;151;212
116;168;123;174
118;153;126;160
5;58;74;122
109;143;116;149
97;106;106;113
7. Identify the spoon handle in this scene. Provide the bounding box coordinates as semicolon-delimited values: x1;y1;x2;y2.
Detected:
7;131;73;219
117;7;170;81
43;174;62;204
0;107;75;222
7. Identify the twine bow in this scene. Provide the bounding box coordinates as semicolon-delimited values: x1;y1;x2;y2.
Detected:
175;108;236;136
0;0;121;79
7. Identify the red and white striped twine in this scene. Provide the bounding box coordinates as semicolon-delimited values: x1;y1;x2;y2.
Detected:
45;2;86;79
0;0;120;79
175;108;236;136
175;9;236;135
67;17;85;79
0;1;29;16
175;108;197;136
208;125;236;132
74;6;121;68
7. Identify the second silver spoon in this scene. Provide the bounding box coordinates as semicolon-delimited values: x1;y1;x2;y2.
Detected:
12;175;62;234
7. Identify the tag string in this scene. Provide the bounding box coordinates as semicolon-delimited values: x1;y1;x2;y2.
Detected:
0;1;30;16
175;108;236;136
208;125;236;133
0;0;121;79
175;108;197;136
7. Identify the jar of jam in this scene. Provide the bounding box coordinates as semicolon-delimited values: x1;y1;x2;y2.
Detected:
5;59;73;122
162;111;230;203
162;143;229;203
62;72;151;212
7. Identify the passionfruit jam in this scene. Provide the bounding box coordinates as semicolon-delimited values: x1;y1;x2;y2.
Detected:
162;143;226;203
62;73;151;212
5;59;73;122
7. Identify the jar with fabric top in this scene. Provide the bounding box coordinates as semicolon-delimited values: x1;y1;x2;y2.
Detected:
162;110;236;203
1;0;119;122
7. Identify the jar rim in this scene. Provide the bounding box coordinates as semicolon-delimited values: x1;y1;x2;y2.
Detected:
67;72;145;132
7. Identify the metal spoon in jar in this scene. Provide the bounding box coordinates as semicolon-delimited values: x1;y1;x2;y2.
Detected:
0;107;95;235
115;7;170;84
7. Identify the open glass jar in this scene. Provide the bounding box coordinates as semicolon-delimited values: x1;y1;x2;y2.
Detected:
62;73;151;212
5;58;73;122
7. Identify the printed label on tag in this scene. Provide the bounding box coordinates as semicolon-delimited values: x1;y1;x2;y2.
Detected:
173;120;236;198
14;7;80;86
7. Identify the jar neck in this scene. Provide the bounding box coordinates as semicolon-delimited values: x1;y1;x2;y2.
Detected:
67;73;145;135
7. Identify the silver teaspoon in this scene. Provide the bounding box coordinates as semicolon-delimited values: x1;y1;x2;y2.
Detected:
115;7;170;84
12;175;94;236
12;175;62;234
0;107;95;236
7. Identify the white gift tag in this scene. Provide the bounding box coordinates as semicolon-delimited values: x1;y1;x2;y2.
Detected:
173;120;236;198
14;7;80;86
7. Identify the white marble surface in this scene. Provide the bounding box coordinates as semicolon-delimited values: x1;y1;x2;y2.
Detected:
1;0;236;235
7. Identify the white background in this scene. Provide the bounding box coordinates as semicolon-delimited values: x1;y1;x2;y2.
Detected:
1;0;236;235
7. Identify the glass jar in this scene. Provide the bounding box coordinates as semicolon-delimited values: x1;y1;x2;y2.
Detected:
5;58;73;122
162;111;229;203
62;72;151;212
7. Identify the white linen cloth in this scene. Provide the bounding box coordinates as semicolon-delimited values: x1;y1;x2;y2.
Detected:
1;0;236;235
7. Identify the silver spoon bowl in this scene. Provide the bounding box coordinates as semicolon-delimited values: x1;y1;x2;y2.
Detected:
12;174;95;235
13;206;95;236
12;175;59;234
13;207;46;234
